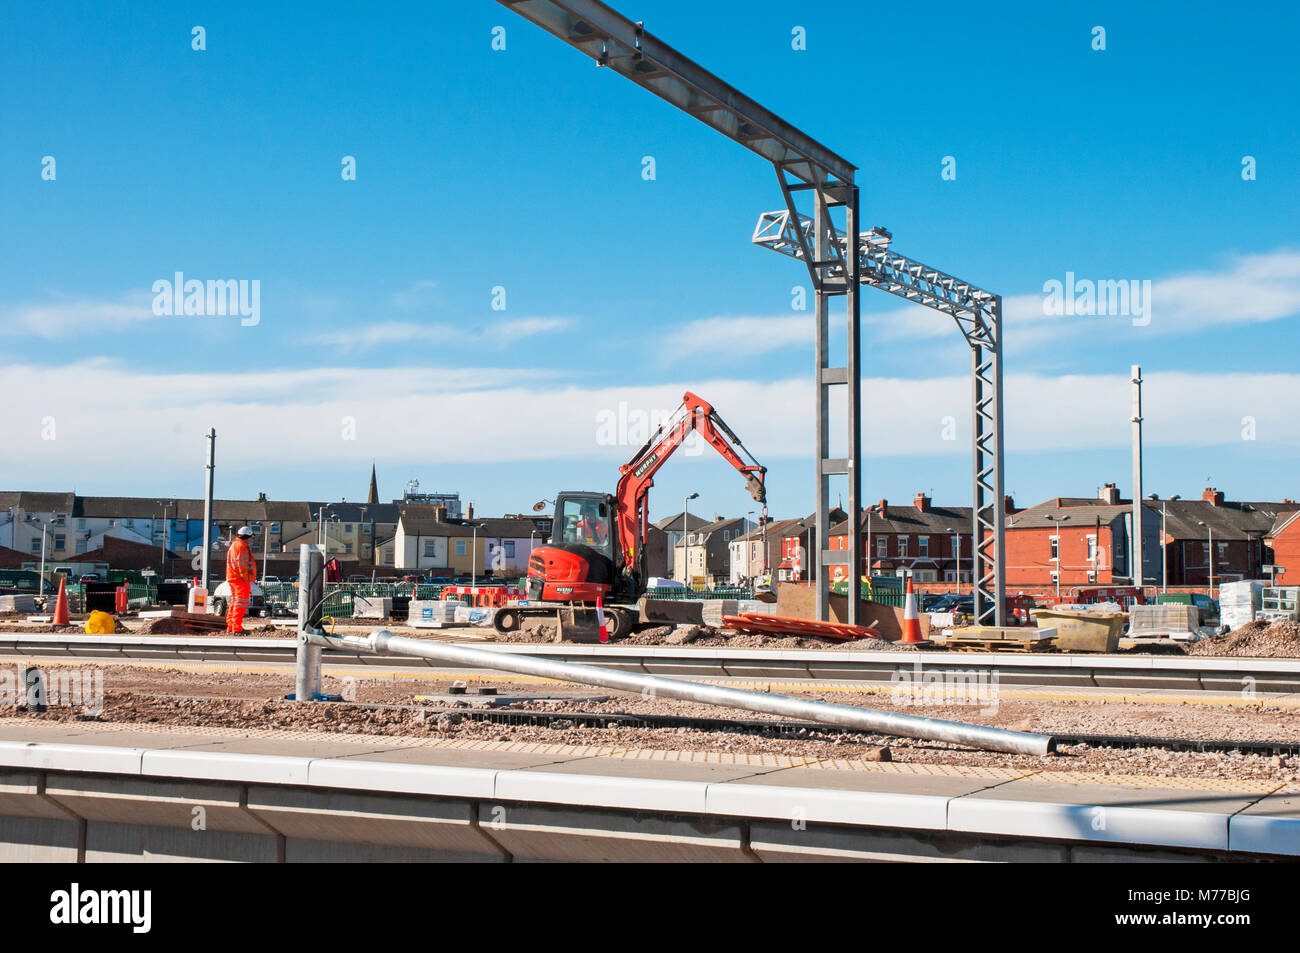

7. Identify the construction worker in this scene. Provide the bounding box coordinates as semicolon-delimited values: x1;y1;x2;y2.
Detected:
225;526;257;633
577;503;609;548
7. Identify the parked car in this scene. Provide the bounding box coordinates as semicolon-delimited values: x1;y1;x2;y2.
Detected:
211;581;269;618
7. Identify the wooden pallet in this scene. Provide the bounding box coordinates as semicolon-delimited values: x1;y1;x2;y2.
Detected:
942;636;1057;653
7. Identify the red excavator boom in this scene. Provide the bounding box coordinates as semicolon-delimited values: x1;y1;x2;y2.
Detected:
614;391;767;575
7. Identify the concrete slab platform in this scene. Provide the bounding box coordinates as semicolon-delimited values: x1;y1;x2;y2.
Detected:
950;778;1265;851
330;744;577;772
1229;789;1300;856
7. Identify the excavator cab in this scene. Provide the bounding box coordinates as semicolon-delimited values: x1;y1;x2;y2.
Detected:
526;491;627;602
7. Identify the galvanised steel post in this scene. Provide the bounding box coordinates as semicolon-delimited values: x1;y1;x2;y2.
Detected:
294;543;325;702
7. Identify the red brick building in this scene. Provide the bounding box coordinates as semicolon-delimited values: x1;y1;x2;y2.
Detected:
828;493;976;584
1265;510;1300;586
1004;497;1130;588
1004;485;1299;590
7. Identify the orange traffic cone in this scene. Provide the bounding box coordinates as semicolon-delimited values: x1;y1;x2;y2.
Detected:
596;594;609;644
51;576;70;626
899;577;926;644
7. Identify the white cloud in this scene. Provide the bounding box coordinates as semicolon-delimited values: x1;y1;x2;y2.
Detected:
309;316;574;350
1;290;157;338
390;280;438;311
669;315;811;357
3;363;1296;492
500;317;572;338
786;248;1300;352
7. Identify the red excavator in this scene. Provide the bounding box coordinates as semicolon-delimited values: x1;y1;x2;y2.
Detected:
492;392;766;638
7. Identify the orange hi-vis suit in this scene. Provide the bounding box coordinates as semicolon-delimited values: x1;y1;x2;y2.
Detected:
225;537;257;633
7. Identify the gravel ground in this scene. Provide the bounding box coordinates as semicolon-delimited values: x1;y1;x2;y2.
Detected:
1190;619;1300;658
9;665;1300;782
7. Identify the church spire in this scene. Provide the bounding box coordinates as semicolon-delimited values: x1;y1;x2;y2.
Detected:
367;462;379;505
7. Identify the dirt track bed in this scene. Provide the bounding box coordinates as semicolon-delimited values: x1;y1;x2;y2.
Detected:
7;615;1300;659
8;665;1299;782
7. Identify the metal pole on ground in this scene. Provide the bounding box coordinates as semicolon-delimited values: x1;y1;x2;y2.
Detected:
294;543;325;702
309;629;1055;756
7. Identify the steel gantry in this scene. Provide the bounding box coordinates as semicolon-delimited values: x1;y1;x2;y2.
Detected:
493;0;1003;626
753;213;1006;625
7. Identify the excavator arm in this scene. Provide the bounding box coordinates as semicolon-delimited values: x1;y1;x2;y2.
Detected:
613;392;767;575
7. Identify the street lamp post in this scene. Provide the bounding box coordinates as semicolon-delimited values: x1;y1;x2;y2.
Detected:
1160;501;1175;594
745;510;755;586
946;527;960;591
682;492;699;584
1198;521;1214;596
1046;515;1071;600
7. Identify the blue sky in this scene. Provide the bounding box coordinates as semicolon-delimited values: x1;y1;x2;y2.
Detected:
2;0;1298;521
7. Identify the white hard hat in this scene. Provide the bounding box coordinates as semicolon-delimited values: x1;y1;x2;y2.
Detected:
237;526;254;537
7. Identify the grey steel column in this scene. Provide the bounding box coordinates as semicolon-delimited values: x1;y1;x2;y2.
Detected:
990;297;1006;625
813;187;831;622
845;187;863;626
970;343;985;624
1131;364;1144;588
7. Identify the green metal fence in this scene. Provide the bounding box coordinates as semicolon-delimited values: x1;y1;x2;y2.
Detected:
642;586;754;601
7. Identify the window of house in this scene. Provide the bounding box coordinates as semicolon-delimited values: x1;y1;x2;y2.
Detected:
915;569;937;583
897;537;908;557
362;543;371;556
383;549;392;563
504;541;515;558
30;538;40;554
77;519;86;530
344;543;353;554
1217;542;1228;559
876;536;887;557
943;570;958;583
918;537;929;556
1087;535;1097;562
271;543;281;553
271;523;281;534
1050;536;1059;560
1050;570;1059;583
75;540;86;554
54;535;65;549
455;539;467;556
423;540;437;557
124;519;133;527
344;524;352;533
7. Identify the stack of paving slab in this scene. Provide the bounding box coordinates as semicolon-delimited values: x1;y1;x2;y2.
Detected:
701;599;739;628
351;596;393;619
1219;580;1263;631
1127;603;1200;639
408;599;458;628
0;594;38;613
